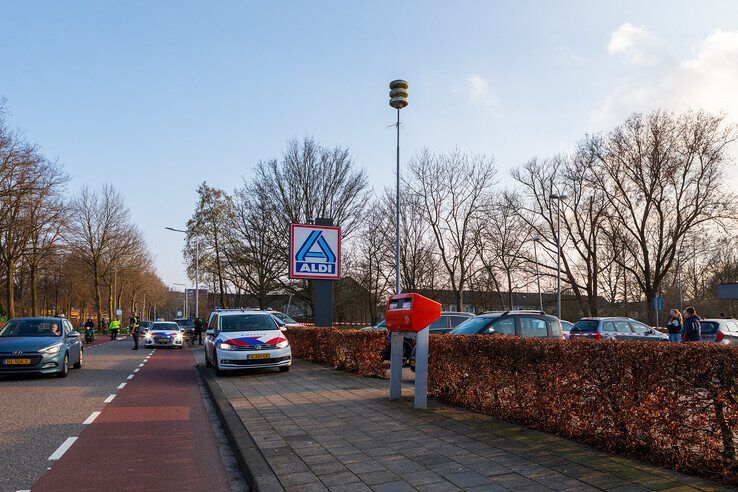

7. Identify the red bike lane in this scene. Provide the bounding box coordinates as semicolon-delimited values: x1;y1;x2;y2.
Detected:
32;347;231;492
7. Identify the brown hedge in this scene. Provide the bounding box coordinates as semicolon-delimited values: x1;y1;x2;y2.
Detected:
286;327;386;377
428;335;738;484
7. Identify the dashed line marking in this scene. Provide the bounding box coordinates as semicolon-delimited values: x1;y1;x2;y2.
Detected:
48;437;77;460
138;363;144;367
126;374;134;380
117;383;126;389
134;368;140;373
83;412;101;425
104;394;115;403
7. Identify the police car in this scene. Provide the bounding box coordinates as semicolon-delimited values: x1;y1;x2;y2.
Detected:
204;309;291;376
143;321;184;348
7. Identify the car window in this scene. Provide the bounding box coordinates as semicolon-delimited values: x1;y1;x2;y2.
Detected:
428;317;447;330
448;315;471;328
220;314;277;332
210;314;219;331
571;320;598;332
602;321;615;332
725;321;738;333
629;322;647;334
151;323;179;330
0;319;64;337
491;317;515;335
450;317;494;335
64;321;75;335
272;312;298;324
560;321;574;331
520;317;548;338
700;321;718;335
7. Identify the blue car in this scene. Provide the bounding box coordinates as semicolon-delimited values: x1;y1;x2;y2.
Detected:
0;317;83;378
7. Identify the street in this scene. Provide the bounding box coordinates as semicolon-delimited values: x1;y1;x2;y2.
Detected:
0;338;238;492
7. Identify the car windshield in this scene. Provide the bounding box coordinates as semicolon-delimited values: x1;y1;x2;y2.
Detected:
571;320;599;333
272;312;298;324
450;316;495;335
0;319;63;337
701;321;719;335
221;314;277;332
377;320;386;327
175;319;193;327
139;321;152;327
151;323;179;331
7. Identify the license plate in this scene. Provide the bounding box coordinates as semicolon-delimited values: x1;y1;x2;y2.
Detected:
249;353;270;360
3;358;31;365
156;338;168;343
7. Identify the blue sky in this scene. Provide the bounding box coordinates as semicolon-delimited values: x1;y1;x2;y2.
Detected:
2;1;738;286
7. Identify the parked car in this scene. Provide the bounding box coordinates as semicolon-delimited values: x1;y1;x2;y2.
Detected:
448;310;564;338
561;320;574;339
381;312;475;363
204;309;291;375
361;320;387;331
0;317;83;378
696;318;738;344
269;311;304;329
569;317;668;342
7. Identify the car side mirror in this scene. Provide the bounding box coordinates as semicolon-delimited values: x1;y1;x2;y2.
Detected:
279;326;287;332
70;331;80;337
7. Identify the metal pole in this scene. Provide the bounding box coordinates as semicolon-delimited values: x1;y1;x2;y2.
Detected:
533;239;543;312
195;241;199;318
677;251;683;312
395;107;401;294
556;199;562;319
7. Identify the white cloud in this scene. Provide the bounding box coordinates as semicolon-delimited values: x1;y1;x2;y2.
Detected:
594;26;738;127
465;74;499;108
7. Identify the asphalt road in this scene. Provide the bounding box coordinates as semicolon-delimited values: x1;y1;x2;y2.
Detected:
0;336;147;491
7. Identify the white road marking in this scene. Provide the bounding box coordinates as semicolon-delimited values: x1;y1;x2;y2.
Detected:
48;437;77;460
134;368;140;372
138;363;144;367
83;412;101;425
104;394;116;403
117;383;126;389
126;374;134;380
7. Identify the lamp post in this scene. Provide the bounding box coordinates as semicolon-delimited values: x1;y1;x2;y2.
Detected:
174;283;187;318
532;235;543;312
389;79;408;294
676;249;684;312
549;194;567;319
166;227;199;319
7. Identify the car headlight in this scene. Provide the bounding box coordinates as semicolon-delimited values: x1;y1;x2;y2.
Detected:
218;342;234;351
174;333;183;340
40;344;62;354
276;341;289;349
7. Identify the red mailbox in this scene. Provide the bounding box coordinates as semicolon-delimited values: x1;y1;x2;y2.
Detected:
385;293;441;332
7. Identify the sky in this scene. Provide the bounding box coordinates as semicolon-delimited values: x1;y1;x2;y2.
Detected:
2;0;738;288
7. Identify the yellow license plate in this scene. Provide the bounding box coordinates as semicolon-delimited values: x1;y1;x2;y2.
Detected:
249;353;270;360
4;358;31;365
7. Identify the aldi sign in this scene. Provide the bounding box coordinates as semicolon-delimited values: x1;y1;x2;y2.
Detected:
289;224;341;280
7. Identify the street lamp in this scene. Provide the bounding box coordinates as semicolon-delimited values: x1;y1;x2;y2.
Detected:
549;194;567;319
166;227;199;319
676;249;684;312
174;283;188;318
389;79;408;294
532;235;543;312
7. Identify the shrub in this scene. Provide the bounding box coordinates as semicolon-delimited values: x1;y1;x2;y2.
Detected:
428;336;738;484
286;327;386;377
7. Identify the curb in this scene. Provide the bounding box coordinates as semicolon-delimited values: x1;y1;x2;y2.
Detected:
197;366;284;492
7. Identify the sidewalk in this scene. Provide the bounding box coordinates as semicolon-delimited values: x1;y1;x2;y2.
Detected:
201;357;732;492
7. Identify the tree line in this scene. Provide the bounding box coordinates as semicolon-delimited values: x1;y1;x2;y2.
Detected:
185;109;738;323
0;100;173;323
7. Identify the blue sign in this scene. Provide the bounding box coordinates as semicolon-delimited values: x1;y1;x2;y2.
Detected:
290;224;341;280
652;295;664;311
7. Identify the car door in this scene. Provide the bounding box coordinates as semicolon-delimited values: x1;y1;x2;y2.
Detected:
518;315;549;338
63;321;81;362
427;316;448;334
600;320;618;340
610;320;633;340
483;317;516;336
205;314;218;361
628;321;652;341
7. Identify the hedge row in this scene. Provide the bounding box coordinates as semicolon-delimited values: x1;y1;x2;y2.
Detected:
287;328;738;484
286;327;386;377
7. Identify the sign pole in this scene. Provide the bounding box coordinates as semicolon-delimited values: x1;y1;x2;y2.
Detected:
313;217;334;327
413;327;429;409
389;331;403;401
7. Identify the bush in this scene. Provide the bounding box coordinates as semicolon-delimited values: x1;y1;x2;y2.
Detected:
428;336;738;484
286;327;387;377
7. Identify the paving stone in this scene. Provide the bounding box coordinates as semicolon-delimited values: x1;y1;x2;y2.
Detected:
319;471;362;487
280;471;321;487
371;481;416;492
445;470;493;488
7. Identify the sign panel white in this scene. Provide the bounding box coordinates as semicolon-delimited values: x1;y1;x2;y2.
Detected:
289;224;341;280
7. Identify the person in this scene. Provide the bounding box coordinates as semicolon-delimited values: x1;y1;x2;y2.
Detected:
84;318;95;331
129;314;140;350
109;317;120;340
193;317;203;346
666;309;682;343
50;323;62;336
101;317;108;335
682;306;701;342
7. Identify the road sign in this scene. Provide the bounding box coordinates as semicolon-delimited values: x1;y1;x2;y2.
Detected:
116;308;123;316
718;283;738;300
652;295;664;311
289;224;341;280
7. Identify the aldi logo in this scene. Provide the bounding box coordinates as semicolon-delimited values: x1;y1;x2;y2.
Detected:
289;224;341;280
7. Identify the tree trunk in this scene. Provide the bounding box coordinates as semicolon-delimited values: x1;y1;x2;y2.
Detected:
30;264;39;317
6;258;15;318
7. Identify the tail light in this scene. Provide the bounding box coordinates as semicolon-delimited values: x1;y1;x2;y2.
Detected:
716;330;725;343
592;331;603;340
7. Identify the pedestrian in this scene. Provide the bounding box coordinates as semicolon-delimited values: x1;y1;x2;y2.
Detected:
682;306;701;342
109;317;120;340
101;317;108;335
666;309;682;343
130;314;140;350
194;316;203;346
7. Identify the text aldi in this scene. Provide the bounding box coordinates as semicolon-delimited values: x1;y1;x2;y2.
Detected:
289;224;341;280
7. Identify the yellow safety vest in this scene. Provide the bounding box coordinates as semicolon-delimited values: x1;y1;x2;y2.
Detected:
109;320;120;329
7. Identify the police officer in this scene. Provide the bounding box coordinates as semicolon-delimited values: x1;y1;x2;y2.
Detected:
109;317;120;340
193;317;204;345
129;313;140;350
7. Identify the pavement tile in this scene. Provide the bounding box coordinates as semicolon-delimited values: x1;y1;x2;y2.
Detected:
445;470;493;488
414;482;462;492
356;470;402;486
371;481;416;492
310;460;350;475
281;471;322;487
328;483;373;492
319;471;362;487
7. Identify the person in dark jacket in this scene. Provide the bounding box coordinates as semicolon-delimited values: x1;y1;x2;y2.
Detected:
666;309;682;343
682;306;701;342
193;317;204;345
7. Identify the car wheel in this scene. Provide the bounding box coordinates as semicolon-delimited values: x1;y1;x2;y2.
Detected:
279;365;290;373
57;354;69;378
73;350;83;369
205;350;213;368
214;353;225;376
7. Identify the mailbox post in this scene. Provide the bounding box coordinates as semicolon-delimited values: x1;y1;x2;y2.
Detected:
385;293;441;410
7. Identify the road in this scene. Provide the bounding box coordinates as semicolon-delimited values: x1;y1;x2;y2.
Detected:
0;336;237;492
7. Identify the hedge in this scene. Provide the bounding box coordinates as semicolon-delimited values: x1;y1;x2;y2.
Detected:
287;328;738;483
429;336;738;483
286;327;386;377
